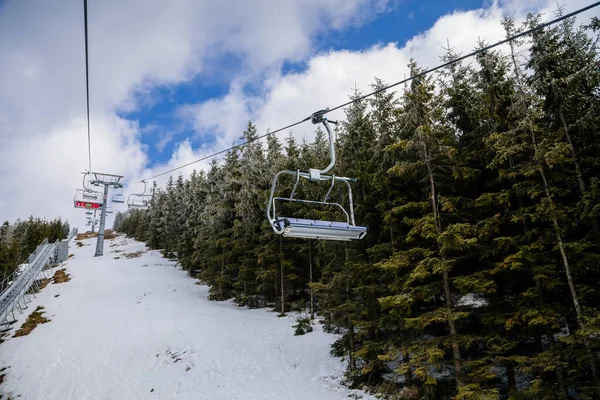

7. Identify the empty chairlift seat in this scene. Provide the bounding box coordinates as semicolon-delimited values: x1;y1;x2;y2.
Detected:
112;185;126;204
127;195;150;210
266;109;367;241
127;180;151;210
112;193;125;203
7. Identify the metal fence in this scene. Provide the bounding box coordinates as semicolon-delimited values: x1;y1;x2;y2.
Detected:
69;228;78;240
0;239;60;328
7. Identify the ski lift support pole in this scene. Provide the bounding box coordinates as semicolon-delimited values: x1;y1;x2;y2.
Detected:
87;172;124;257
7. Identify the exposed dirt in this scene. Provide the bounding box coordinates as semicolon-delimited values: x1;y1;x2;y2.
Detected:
32;278;51;293
76;232;97;240
124;251;144;259
13;307;50;338
52;269;70;284
104;230;118;240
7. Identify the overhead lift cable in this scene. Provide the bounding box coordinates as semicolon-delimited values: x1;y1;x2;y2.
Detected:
84;0;92;174
130;1;600;185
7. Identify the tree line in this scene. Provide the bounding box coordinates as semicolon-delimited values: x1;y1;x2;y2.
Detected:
114;13;600;399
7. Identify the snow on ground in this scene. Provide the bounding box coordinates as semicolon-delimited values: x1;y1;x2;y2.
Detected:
0;234;373;400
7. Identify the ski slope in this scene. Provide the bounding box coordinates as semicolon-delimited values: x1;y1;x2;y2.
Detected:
0;235;372;400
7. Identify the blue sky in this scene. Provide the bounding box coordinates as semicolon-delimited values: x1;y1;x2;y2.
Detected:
124;0;487;167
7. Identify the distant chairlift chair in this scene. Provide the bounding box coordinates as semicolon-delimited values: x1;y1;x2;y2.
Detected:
266;109;367;241
73;172;103;209
127;180;151;210
112;187;125;204
74;188;103;209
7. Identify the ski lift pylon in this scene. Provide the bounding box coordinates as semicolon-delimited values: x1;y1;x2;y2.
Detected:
266;109;367;241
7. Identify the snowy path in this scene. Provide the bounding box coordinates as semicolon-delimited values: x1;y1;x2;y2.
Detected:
0;235;371;400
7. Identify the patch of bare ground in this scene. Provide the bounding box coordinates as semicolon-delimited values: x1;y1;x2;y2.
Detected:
13;306;50;338
124;251;144;259
31;278;51;293
67;254;75;259
0;367;11;400
104;230;118;240
76;232;97;240
52;269;70;284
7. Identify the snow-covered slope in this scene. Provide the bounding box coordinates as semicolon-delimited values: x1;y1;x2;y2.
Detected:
0;235;372;400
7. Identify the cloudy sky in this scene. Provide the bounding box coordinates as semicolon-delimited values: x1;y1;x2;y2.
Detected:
0;0;597;231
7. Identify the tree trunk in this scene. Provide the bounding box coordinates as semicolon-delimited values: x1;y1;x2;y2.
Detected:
345;246;355;371
533;130;600;394
401;348;413;387
536;280;569;400
558;109;586;195
220;246;225;301
443;269;462;384
506;364;517;394
538;166;582;322
547;329;570;400
426;159;462;386
279;236;285;316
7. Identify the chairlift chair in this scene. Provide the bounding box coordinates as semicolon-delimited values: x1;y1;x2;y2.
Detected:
74;188;102;209
112;187;125;204
128;195;150;209
127;180;151;210
266;110;367;241
74;172;103;209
